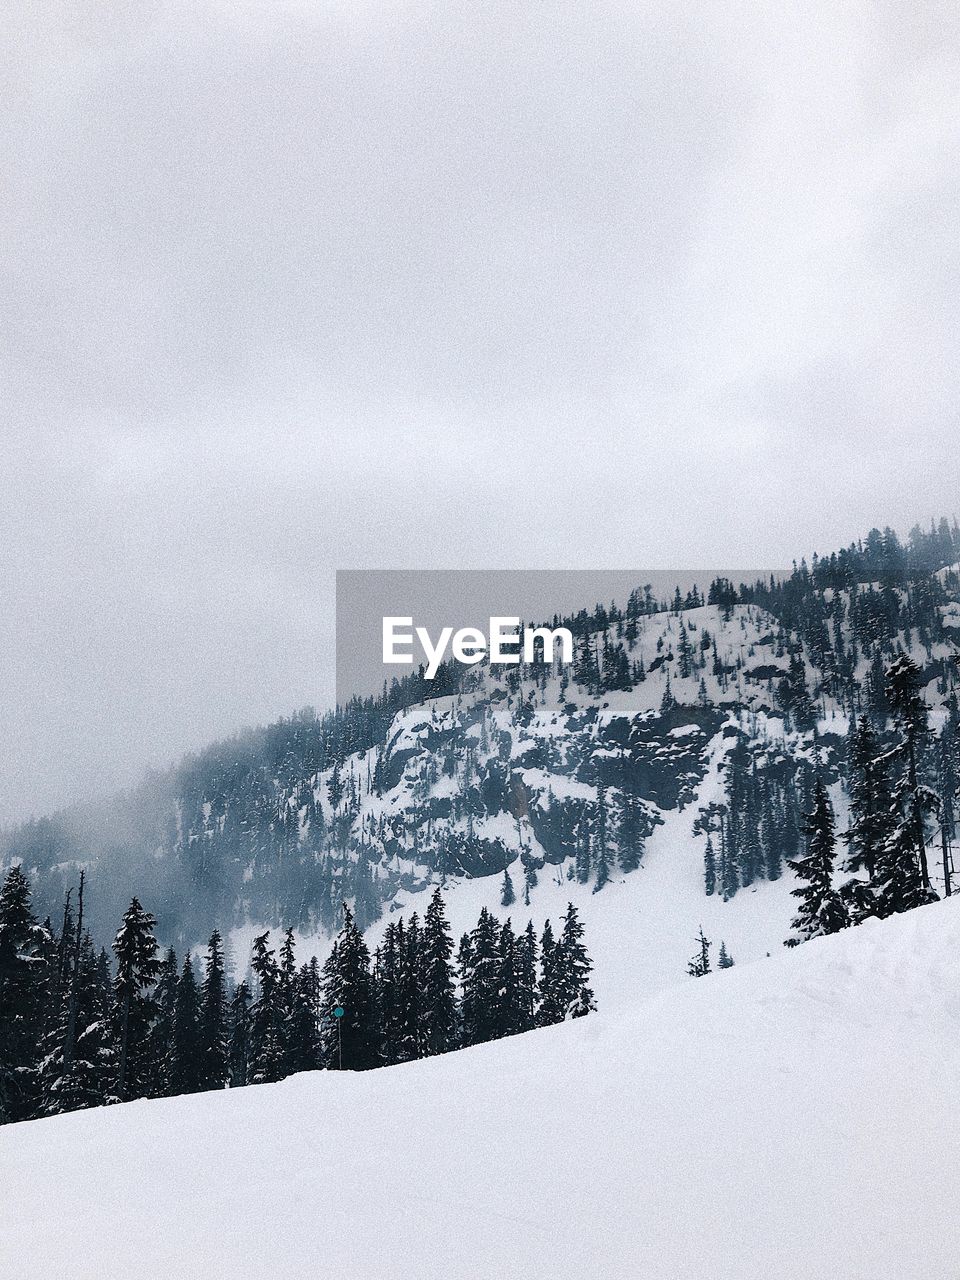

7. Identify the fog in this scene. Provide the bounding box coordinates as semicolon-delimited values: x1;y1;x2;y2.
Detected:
2;1;959;820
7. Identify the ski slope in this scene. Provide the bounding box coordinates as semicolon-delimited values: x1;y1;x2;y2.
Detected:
4;897;960;1280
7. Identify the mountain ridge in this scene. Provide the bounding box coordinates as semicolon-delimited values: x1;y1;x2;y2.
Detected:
3;518;959;957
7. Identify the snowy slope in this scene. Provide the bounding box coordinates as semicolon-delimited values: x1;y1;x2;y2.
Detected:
228;716;802;1006
5;898;960;1280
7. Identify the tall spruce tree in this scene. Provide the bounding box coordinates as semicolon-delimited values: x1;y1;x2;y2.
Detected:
872;656;940;913
249;932;287;1084
516;920;539;1032
198;930;228;1091
536;919;564;1026
112;898;161;1102
228;981;252;1087
841;716;886;920
395;913;424;1062
703;837;717;896
616;789;646;873
320;905;377;1070
785;780;848;946
39;931;117;1117
460;907;501;1045
421;889;457;1057
495;920;523;1039
0;867;50;1123
149;947;179;1097
376;922;403;1066
169;954;203;1096
554;904;596;1018
287;958;322;1074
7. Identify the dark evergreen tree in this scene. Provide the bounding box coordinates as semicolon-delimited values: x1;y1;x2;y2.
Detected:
112;898;161;1102
495;919;524;1038
500;868;515;907
375;922;403;1065
148;946;179;1097
249;932;287;1084
593;789;611;892
687;926;711;977
395;913;424;1063
554;904;595;1018
516;920;539;1032
872;656;939;914
460;907;501;1046
0;866;50;1123
38;930;117;1117
320;905;378;1070
703;837;717;896
228;981;252;1087
169;954;203;1095
785;780;849;946
718;941;734;969
616;789;646;873
421;889;457;1057
536;919;564;1026
198;930;228;1091
841;716;886;920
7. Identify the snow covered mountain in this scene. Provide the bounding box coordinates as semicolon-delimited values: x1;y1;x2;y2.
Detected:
3;521;960;982
4;893;959;1280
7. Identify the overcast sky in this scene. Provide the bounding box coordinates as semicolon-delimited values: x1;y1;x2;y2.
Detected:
2;1;959;822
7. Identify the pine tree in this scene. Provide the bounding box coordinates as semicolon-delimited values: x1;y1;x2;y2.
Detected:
376;922;403;1065
536;920;565;1026
841;716;886;920
460;907;501;1045
593;789;610;892
38;917;118;1118
718;941;734;969
249;932;287;1084
703;837;717;896
421;889;457;1057
720;820;739;901
785;780;849;946
454;931;473;1045
616;789;646;873
320;905;377;1070
228;981;252;1087
554;904;596;1018
687;926;711;977
872;656;940;914
112;898;161;1102
198;930;228;1091
500;867;516;907
0;867;51;1123
287;958;322;1074
149;947;179;1097
516;921;539;1032
495;920;523;1039
395;913;424;1063
169;954;203;1095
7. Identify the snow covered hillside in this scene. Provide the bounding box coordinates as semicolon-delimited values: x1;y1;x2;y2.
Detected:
4;896;959;1280
5;523;960;982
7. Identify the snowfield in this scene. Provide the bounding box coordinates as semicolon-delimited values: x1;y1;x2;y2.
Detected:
4;897;960;1280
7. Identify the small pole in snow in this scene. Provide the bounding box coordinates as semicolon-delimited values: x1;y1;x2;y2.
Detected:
333;1004;345;1070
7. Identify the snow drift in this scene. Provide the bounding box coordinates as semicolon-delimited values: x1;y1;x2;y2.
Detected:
3;897;960;1280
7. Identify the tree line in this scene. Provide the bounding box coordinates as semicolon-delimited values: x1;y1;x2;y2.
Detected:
0;879;594;1126
785;654;954;945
